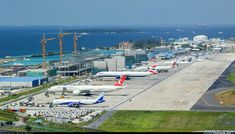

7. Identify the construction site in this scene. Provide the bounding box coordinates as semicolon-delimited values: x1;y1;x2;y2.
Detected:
0;30;108;89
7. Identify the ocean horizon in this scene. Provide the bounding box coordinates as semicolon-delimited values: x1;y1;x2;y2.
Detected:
0;25;235;58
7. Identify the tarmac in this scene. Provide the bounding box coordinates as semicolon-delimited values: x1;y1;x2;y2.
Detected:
191;60;235;112
4;52;235;112
4;56;190;110
114;53;235;110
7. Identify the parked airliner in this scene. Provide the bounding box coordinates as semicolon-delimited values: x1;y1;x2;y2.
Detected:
95;70;157;78
133;63;158;71
133;60;178;72
53;93;105;107
152;60;178;72
48;75;126;95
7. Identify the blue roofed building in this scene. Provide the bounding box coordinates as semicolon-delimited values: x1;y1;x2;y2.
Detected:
151;47;171;54
148;46;175;60
155;52;175;60
0;76;48;88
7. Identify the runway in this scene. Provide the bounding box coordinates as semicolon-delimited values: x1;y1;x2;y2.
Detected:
115;53;235;110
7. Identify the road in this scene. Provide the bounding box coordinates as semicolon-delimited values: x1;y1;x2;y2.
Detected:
85;110;117;129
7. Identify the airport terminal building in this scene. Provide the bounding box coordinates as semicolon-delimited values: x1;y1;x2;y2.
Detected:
0;76;48;88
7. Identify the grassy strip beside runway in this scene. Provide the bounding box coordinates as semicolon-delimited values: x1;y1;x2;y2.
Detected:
0;110;18;122
227;72;235;83
214;72;235;105
99;111;235;132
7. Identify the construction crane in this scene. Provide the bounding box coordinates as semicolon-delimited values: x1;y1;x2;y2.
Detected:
73;32;78;55
41;34;56;69
73;32;83;55
58;30;71;65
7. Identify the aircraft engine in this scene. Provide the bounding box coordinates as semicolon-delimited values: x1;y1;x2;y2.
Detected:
72;90;81;95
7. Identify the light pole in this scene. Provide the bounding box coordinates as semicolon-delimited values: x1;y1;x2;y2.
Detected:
10;76;11;101
91;60;94;76
27;77;29;100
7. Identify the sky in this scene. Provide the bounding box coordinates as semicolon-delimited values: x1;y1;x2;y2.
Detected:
0;0;235;26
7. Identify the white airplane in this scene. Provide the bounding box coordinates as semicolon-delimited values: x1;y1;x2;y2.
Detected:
133;60;178;72
133;64;158;71
53;92;105;107
48;75;127;95
152;60;178;72
95;70;157;78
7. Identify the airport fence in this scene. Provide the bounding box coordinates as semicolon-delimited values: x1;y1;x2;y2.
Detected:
74;127;105;132
0;124;105;132
30;123;105;132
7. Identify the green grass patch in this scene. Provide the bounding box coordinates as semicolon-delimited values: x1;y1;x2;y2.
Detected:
1;126;25;132
3;116;102;132
4;123;100;132
0;110;18;122
227;72;235;83
99;111;235;132
30;121;100;132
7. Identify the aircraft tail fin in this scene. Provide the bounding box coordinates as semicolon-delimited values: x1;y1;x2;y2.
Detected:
95;92;105;103
114;75;126;86
171;60;178;68
150;63;158;69
148;69;157;74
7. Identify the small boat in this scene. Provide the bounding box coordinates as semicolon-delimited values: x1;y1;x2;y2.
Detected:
23;57;30;61
13;63;24;66
5;56;11;59
80;47;86;50
80;32;89;35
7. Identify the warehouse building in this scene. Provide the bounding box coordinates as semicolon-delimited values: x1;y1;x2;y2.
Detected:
105;55;135;71
93;55;135;71
94;60;107;70
134;54;148;63
154;52;175;60
0;76;48;88
151;47;172;53
193;35;209;44
124;49;146;55
105;59;117;71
